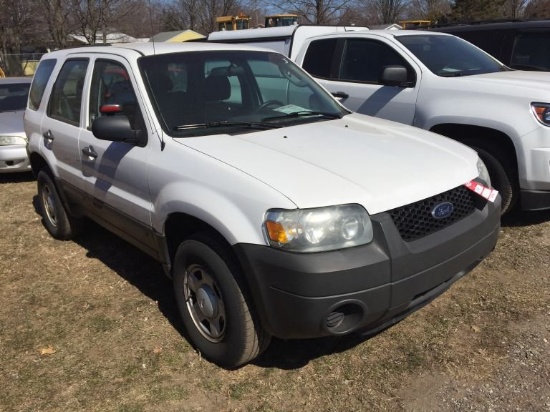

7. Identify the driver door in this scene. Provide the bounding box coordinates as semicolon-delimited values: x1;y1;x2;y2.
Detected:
302;37;421;125
78;57;156;254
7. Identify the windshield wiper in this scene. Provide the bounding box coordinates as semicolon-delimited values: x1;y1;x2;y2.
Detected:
174;121;281;131
262;111;342;122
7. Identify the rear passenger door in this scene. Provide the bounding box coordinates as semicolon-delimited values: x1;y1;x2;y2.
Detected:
299;36;420;125
77;57;156;254
40;58;89;189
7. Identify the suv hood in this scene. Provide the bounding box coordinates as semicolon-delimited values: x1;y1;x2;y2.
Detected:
446;71;550;96
180;114;479;214
0;111;25;135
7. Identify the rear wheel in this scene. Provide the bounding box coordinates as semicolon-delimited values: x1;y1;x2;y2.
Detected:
173;233;270;368
37;170;81;239
472;146;518;215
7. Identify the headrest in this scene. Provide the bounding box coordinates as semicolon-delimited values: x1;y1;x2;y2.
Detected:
150;73;173;93
204;75;230;101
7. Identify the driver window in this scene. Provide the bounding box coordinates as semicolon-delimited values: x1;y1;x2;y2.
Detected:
339;39;408;84
89;60;138;128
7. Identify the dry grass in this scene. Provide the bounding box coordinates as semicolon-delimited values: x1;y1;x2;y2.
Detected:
1;173;549;411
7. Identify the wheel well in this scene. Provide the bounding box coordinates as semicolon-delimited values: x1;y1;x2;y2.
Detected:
430;123;518;173
164;213;238;276
29;152;50;178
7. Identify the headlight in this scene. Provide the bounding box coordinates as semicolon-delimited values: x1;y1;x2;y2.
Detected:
263;204;373;252
477;157;491;187
0;135;27;146
531;103;550;126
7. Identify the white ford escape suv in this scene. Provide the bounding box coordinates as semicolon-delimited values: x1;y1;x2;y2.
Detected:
25;42;500;368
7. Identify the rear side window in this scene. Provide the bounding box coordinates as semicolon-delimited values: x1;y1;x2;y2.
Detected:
47;59;88;125
455;30;507;60
303;39;338;78
29;59;56;111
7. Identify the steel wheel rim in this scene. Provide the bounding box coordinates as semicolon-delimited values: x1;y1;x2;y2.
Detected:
42;184;58;227
183;263;226;343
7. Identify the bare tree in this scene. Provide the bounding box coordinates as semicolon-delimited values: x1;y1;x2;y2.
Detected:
115;0;162;38
523;0;550;18
503;0;528;17
271;0;355;24
70;0;103;44
449;0;507;21
0;0;39;75
407;0;452;21
163;0;242;35
41;0;76;49
70;0;140;44
370;0;409;24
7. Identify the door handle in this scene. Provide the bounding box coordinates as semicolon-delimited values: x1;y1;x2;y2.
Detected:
332;91;349;99
82;146;98;159
43;130;54;141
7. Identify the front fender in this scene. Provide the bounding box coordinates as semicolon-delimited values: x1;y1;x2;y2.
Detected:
151;180;296;246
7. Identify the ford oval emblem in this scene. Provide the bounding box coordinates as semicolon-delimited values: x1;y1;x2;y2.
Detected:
431;202;454;219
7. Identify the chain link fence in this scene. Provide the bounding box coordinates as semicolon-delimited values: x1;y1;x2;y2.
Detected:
0;53;45;77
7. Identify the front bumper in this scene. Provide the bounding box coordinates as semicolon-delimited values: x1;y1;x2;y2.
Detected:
234;196;501;339
0;145;31;173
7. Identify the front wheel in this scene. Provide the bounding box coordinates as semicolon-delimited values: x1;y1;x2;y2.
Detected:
473;146;518;215
173;233;270;368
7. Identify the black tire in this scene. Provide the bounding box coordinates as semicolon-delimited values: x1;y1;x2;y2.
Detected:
472;146;518;215
37;170;81;240
173;233;270;368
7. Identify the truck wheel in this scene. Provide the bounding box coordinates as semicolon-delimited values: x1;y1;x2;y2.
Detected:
173;233;270;368
473;146;518;215
37;170;81;240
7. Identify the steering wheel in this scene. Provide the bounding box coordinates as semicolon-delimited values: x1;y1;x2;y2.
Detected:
257;100;284;112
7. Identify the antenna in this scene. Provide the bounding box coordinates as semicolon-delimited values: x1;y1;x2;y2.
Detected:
147;0;157;56
147;0;166;151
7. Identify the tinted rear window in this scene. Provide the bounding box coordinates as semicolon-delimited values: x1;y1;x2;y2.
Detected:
0;82;30;111
303;39;338;78
511;33;550;71
29;59;56;111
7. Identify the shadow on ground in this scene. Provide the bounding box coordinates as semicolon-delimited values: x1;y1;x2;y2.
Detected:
0;172;34;184
253;334;369;369
27;192;550;370
501;208;550;227
42;217;372;370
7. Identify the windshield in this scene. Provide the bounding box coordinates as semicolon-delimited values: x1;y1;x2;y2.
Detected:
396;35;508;77
0;82;30;112
139;50;347;136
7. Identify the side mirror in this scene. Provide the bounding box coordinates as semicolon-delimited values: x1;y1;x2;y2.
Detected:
92;110;147;147
380;65;411;87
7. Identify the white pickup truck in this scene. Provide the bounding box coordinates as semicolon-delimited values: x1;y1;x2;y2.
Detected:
208;25;550;215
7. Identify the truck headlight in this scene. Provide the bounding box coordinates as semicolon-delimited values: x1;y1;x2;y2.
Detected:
531;103;550;126
0;135;27;146
263;204;373;252
477;157;491;187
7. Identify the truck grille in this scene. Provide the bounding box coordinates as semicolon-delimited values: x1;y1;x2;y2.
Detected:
388;185;476;242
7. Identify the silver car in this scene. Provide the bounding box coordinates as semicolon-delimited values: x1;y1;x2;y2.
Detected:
0;77;31;173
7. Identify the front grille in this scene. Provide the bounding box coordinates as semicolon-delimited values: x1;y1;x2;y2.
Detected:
388;185;476;242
